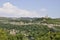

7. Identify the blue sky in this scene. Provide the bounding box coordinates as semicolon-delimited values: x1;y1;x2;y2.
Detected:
0;0;60;18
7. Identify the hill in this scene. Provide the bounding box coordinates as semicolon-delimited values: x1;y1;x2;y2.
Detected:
0;17;60;40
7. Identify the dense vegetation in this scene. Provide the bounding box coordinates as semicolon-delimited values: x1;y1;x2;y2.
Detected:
0;17;60;40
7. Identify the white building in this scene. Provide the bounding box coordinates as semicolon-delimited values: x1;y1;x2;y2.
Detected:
10;29;18;35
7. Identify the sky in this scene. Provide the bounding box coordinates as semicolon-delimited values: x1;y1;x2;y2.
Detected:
0;0;60;18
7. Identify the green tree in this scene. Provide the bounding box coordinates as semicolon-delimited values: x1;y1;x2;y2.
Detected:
0;28;8;40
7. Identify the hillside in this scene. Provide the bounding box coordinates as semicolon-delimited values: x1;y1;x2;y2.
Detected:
0;17;60;40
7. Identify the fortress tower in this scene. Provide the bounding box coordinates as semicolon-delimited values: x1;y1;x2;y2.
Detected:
44;14;49;18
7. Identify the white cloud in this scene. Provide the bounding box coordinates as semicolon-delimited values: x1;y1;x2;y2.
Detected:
40;8;47;12
39;8;48;17
0;2;40;17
